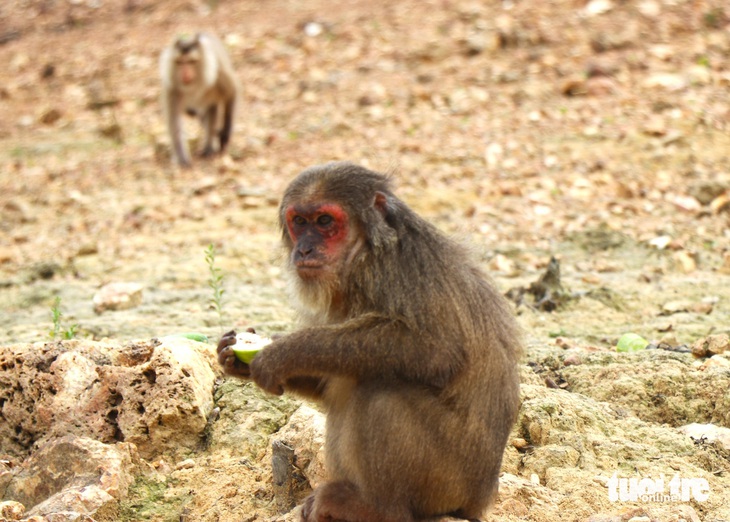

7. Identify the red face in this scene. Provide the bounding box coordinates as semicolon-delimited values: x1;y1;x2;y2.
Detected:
285;203;350;279
175;57;198;85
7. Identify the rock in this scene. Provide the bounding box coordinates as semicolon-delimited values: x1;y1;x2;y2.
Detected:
98;122;123;142
670;195;701;213
638;0;661;17
662;301;693;315
461;32;496;56
271;440;308;514
642;115;667;136
0;461;12;498
272;405;326;490
303;21;324;38
693;301;714;314
511;437;529;450
0;338;216;460
688;64;712;85
648;235;672;250
496;497;528;516
27;486;115;520
4;436;139;516
491;473;561;519
563;353;583;366
24;262;62;282
92;282;144;314
673;250;698;273
554;337;572;349
175;459;196;471
2;198;35;224
510;383;730;519
644;73;687;91
711;193;730;214
557;350;730;429
585;76;619;96
560;77;588;97
671;506;702;522
267;505;303;522
661;300;712;316
688;180;728;205
679;423;730;451
488;253;516;274
700;354;730;369
191;176;218;195
0;500;25;520
584;0;614;16
209;379;299;454
43;513;99;521
691;333;730;357
39;108;62;125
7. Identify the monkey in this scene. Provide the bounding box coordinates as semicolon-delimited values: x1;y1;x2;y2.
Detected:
218;162;522;522
159;32;239;168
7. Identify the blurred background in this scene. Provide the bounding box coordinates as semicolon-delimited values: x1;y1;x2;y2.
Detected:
0;0;729;346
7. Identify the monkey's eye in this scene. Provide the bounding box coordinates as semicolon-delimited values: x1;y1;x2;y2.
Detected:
316;214;333;226
292;216;307;226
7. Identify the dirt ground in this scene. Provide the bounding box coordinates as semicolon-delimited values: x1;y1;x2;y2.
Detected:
1;0;730;520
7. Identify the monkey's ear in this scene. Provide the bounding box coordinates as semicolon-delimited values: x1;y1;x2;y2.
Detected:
373;191;389;218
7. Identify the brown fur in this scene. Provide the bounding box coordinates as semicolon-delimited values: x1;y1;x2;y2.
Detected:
159;32;239;168
218;162;522;521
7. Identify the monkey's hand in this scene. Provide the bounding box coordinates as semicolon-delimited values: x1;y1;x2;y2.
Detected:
249;344;285;396
216;329;251;378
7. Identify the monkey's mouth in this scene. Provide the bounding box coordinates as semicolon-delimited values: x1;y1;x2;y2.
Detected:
294;257;325;268
295;262;326;278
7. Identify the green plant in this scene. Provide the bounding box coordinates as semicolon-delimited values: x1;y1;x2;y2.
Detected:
65;324;79;339
50;296;62;340
703;8;724;29
204;243;225;331
548;328;567;339
50;296;79;340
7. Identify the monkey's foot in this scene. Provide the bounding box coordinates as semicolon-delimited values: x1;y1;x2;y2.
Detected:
199;146;216;158
301;481;413;522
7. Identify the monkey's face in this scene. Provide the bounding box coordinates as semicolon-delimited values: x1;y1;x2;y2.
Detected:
284;202;353;281
174;51;201;86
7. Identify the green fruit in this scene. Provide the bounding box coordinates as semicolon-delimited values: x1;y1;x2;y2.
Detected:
232;344;265;364
616;333;649;353
231;332;272;364
165;333;209;343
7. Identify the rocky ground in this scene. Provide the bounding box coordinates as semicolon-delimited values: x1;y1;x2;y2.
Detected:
1;0;730;520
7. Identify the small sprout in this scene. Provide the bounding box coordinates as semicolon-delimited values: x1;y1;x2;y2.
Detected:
64;324;78;340
50;296;62;340
204;244;225;333
50;296;79;340
548;328;568;339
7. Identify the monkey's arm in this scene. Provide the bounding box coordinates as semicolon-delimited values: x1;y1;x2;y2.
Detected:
217;330;327;398
282;376;326;399
250;314;466;396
